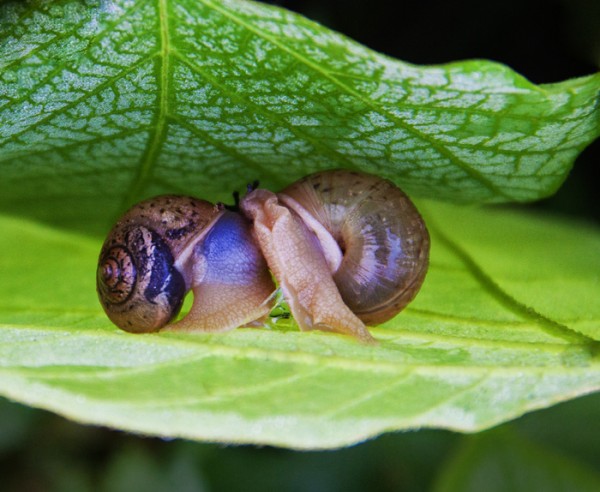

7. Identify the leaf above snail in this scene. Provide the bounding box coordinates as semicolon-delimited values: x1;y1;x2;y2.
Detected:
0;0;599;234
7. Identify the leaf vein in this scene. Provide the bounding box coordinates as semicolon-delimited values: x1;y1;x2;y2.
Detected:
119;0;172;209
171;52;365;176
0;54;158;149
430;220;600;348
200;0;513;199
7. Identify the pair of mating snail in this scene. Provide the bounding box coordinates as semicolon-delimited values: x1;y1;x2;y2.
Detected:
97;170;430;342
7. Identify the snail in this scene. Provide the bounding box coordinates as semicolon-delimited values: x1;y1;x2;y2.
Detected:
240;169;429;343
96;195;275;333
97;170;429;341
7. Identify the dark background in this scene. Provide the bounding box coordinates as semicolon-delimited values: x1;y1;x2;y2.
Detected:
1;1;599;491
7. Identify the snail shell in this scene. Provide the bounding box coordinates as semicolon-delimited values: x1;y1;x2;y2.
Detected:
240;169;429;342
97;195;274;333
280;170;429;325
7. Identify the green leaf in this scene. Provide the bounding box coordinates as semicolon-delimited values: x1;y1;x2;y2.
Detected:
0;203;598;449
1;0;599;234
1;0;599;450
434;430;600;492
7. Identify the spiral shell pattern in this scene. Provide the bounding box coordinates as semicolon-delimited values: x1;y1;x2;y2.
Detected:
279;169;429;325
97;245;137;305
97;195;220;333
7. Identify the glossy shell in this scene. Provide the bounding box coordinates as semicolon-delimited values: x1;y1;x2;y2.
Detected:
97;195;221;333
279;169;429;325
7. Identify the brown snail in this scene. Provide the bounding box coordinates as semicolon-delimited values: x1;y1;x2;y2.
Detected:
97;170;429;341
96;195;275;333
240;169;429;343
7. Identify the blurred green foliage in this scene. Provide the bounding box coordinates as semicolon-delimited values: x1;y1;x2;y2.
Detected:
1;392;599;491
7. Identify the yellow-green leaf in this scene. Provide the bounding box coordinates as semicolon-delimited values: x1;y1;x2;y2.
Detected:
0;203;598;449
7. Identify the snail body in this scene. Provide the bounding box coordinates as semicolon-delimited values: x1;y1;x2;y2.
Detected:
98;170;429;341
97;195;275;333
240;169;429;342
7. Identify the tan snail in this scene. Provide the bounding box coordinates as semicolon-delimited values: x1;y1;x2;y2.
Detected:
97;170;430;342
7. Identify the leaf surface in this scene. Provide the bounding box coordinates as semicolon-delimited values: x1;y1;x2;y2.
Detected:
0;0;599;234
0;204;598;449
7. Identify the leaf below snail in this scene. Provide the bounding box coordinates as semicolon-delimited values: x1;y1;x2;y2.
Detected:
0;202;598;449
0;0;599;234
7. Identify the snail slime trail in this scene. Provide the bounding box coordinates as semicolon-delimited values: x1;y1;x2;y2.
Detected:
98;171;429;341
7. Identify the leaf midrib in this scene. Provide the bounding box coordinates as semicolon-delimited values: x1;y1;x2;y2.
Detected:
120;0;172;209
